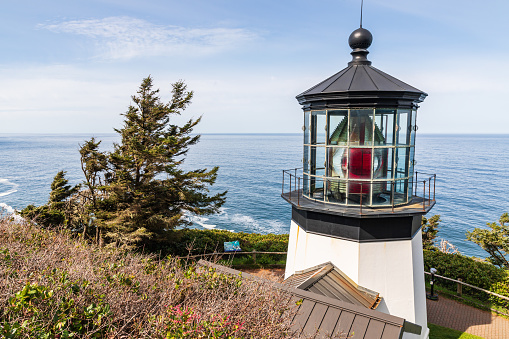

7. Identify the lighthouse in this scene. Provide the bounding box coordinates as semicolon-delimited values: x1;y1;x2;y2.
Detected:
282;27;435;339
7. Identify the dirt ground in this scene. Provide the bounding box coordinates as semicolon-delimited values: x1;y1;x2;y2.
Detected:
240;268;285;283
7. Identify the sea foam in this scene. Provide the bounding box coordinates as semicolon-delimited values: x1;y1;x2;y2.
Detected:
0;202;24;222
0;178;18;197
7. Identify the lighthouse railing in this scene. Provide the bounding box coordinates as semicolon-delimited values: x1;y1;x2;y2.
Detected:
282;168;436;214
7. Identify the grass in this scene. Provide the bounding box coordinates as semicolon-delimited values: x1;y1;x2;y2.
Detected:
429;323;484;339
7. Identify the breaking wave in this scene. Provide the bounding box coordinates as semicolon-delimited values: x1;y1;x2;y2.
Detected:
183;210;217;229
0;202;24;222
0;178;18;197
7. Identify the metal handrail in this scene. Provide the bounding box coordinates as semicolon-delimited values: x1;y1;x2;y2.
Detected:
282;168;436;213
177;251;288;259
424;271;509;302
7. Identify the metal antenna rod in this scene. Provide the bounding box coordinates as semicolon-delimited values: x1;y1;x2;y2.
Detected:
360;0;364;28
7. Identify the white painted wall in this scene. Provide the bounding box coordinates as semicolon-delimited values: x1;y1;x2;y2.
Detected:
285;220;429;339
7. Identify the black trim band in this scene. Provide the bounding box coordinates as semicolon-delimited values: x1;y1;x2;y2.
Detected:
292;206;422;242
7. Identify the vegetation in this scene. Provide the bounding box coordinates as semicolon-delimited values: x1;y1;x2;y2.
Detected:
422;215;441;250
157;228;289;267
20;171;79;228
428;323;483;339
423;249;509;309
418;213;509;310
20;76;226;248
467;213;509;269
162;226;509;309
0;217;305;338
160;228;288;254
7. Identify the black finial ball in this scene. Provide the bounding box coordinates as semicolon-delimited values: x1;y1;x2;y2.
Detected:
348;28;373;49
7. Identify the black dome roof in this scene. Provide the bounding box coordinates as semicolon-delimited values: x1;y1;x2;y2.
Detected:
296;27;427;110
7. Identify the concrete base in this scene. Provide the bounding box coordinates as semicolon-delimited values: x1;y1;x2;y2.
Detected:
285;220;428;339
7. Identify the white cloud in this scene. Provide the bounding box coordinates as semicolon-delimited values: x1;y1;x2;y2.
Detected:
0;65;135;133
39;17;257;60
0;65;304;134
2;52;508;134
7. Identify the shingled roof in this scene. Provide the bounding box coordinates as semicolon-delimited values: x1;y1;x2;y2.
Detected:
197;260;421;339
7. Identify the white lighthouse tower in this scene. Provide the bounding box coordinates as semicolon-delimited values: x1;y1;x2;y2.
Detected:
282;27;435;339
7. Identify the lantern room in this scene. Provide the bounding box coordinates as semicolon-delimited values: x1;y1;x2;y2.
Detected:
303;108;417;206
298;28;427;208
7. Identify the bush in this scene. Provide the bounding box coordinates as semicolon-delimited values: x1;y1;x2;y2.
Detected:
423;250;509;307
151;305;244;338
156;229;289;257
0;218;298;338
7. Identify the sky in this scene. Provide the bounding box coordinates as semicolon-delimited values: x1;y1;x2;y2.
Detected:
1;0;508;134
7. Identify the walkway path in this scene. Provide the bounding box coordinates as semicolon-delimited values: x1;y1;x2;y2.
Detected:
427;297;509;339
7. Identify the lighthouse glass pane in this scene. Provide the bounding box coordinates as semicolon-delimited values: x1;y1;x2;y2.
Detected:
327;147;347;178
310;146;326;177
349;109;374;147
311;111;326;145
328;110;348;146
408;146;415;177
394;179;408;204
348;181;371;205
304;111;310;144
371;181;390;206
395;147;410;179
396;109;410;145
303;146;309;173
410;110;417;146
373;148;393;180
375;109;396;145
310;176;324;200
326;178;347;203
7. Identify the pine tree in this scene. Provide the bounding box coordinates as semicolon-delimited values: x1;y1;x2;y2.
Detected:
421;214;441;250
82;76;226;246
20;171;78;227
79;138;108;241
467;213;509;268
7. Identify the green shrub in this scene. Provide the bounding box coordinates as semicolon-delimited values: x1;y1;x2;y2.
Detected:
423;250;509;307
155;229;289;257
0;282;111;338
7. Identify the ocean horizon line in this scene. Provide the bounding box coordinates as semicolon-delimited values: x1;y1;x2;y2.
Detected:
1;132;509;137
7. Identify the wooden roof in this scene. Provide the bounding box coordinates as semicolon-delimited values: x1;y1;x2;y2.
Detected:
197;260;421;339
284;262;381;310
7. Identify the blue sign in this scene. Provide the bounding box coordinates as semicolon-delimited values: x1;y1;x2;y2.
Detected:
224;241;241;252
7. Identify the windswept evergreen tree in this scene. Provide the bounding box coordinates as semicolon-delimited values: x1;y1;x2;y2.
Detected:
421;214;441;250
467;213;509;268
23;76;226;247
81;76;226;246
78;137;108;241
20;171;79;227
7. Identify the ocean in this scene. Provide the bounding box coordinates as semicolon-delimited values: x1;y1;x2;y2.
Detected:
1;133;508;258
